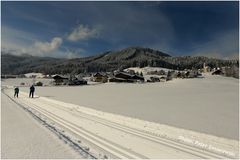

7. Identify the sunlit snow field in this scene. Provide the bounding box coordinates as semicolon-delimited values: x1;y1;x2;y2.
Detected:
2;73;239;140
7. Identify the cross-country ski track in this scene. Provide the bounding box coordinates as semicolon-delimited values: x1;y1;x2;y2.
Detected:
2;87;238;159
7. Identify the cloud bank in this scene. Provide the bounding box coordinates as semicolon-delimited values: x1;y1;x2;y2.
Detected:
34;37;63;53
67;25;100;41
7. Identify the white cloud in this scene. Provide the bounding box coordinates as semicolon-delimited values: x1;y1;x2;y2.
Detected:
66;52;81;59
61;47;85;59
2;26;63;57
34;37;63;53
67;24;100;41
1;25;88;58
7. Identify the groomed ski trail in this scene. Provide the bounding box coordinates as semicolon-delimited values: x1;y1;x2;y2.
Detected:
2;88;238;159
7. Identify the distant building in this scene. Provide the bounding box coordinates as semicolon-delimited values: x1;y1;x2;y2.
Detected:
176;71;183;78
149;76;160;82
115;72;144;82
109;71;144;83
34;81;43;86
166;71;175;81
92;72;108;83
159;76;167;82
52;75;68;85
109;77;134;83
68;79;87;85
212;70;223;75
132;74;144;82
125;69;136;75
184;70;198;78
115;72;133;80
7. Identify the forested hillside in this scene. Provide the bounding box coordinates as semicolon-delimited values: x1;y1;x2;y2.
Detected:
2;47;238;75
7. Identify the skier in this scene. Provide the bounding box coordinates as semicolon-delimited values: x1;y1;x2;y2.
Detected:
29;85;35;98
14;86;19;98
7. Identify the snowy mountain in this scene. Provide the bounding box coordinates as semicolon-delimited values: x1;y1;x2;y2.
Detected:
1;47;238;75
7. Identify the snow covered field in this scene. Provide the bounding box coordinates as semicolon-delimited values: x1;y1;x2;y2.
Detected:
1;73;239;158
4;73;238;140
1;93;81;159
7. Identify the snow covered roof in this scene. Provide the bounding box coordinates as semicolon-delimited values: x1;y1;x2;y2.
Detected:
24;72;45;78
93;72;108;77
52;75;68;79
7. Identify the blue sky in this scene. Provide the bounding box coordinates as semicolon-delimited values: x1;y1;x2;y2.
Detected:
1;1;239;59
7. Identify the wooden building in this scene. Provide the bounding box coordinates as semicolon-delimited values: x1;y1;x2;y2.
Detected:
93;73;108;83
52;75;68;85
212;70;223;75
114;72;144;82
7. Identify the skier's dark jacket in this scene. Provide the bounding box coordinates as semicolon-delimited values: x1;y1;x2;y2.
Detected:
30;86;35;92
15;87;19;93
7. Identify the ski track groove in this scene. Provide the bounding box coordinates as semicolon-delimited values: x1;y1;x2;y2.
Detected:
21;96;226;159
35;95;231;159
18;99;143;159
18;95;229;159
39;97;231;159
28;101;148;159
2;91;97;159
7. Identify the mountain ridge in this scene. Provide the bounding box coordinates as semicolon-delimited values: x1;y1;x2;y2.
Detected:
1;47;238;75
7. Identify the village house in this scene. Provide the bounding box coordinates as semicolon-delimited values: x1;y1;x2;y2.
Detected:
124;69;136;75
68;78;87;85
189;70;202;78
175;71;183;78
159;76;167;82
115;72;133;79
174;70;201;79
166;71;175;81
131;74;144;82
110;72;134;83
52;75;68;85
109;77;134;83
53;75;87;85
147;75;166;83
212;69;223;75
109;71;144;83
92;72;108;83
149;76;160;82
